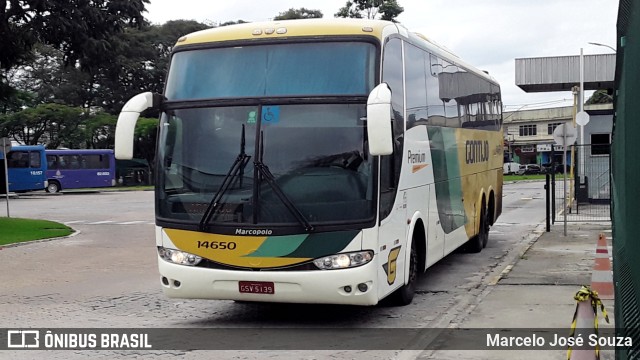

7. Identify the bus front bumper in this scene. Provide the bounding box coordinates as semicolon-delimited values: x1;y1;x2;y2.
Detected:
157;257;379;306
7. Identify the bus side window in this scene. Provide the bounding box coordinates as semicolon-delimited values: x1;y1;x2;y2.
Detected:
9;151;29;168
59;155;69;169
47;155;58;170
29;151;41;168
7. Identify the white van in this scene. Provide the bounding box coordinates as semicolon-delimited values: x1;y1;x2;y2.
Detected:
503;162;520;175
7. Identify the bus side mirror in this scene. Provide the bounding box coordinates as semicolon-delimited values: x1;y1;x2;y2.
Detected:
115;92;159;160
366;83;393;156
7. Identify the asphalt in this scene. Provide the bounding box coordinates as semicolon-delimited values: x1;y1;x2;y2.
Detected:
422;221;615;359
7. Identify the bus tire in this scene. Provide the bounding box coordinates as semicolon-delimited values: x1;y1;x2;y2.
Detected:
467;204;488;253
478;204;491;249
46;181;61;193
389;241;417;306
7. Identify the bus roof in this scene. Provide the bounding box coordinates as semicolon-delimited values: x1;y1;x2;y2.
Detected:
0;144;45;160
172;18;498;86
46;149;114;154
174;18;397;47
4;144;45;152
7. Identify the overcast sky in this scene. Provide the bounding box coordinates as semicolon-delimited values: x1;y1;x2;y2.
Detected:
144;0;618;111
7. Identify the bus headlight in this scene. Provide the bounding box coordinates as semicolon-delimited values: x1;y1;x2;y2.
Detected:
158;247;202;266
313;250;373;270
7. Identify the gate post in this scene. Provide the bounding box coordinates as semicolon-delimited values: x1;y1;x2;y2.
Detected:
545;173;551;232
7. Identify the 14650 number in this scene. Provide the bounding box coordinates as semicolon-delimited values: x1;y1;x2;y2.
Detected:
197;241;237;250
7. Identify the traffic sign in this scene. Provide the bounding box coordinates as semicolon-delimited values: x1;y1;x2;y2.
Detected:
0;137;11;155
553;124;577;146
576;111;590;126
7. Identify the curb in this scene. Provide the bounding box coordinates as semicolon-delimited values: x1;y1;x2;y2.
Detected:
0;229;81;249
488;223;546;285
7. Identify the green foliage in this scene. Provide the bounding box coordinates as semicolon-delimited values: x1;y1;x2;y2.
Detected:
85;112;117;149
134;117;159;179
503;174;547;181
2;103;119;149
98;20;210;115
586;89;614;105
7;44;92;108
3;103;84;147
335;0;404;20
1;16;211;152
274;8;323;20
0;0;149;108
0;217;73;245
219;20;249;27
0;88;35;114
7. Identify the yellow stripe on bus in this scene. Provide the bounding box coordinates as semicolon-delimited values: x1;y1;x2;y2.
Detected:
164;229;311;268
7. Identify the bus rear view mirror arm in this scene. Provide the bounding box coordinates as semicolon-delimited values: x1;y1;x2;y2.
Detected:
115;92;162;160
366;83;393;156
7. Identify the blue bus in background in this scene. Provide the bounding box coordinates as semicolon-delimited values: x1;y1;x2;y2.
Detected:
45;149;116;193
0;144;48;193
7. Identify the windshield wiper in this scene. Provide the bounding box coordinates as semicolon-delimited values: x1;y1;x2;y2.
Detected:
254;131;314;232
199;125;251;231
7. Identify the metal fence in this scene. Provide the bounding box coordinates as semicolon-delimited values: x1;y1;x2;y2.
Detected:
551;144;611;222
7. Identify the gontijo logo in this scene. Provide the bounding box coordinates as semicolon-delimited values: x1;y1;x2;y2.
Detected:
465;140;489;164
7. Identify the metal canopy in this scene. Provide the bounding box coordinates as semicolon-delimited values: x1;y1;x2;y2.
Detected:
515;54;615;92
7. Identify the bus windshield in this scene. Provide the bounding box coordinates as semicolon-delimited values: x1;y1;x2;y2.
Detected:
157;104;375;228
164;42;377;100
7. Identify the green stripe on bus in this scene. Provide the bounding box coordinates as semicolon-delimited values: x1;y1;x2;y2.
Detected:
243;235;308;258
286;230;359;258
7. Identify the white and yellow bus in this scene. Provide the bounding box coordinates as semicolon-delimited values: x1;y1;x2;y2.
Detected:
115;19;503;306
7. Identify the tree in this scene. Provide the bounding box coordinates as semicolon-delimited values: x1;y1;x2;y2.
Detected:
7;44;93;109
0;0;149;106
335;0;404;21
274;8;323;20
219;20;249;27
586;89;614;105
2;103;84;147
84;112;117;149
95;20;210;115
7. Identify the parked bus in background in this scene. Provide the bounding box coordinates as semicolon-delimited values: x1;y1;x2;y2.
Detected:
45;149;116;193
0;144;47;193
114;19;503;306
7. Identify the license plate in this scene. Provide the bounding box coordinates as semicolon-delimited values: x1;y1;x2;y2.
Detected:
239;281;275;295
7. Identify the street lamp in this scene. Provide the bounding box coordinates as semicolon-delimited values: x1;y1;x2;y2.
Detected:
588;42;616;52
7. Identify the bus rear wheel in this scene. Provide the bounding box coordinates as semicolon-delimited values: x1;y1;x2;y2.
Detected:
466;204;489;253
46;181;60;193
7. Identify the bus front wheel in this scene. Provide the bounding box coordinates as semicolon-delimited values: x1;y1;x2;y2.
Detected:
389;241;417;306
46;181;61;193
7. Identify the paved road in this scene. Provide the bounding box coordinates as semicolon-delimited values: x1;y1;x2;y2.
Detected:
0;181;546;359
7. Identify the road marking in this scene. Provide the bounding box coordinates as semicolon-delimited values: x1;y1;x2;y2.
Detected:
118;221;147;225
489;264;514;285
86;221;115;225
64;220;86;224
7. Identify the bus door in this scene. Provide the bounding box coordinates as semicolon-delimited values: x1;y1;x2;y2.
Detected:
377;186;408;299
